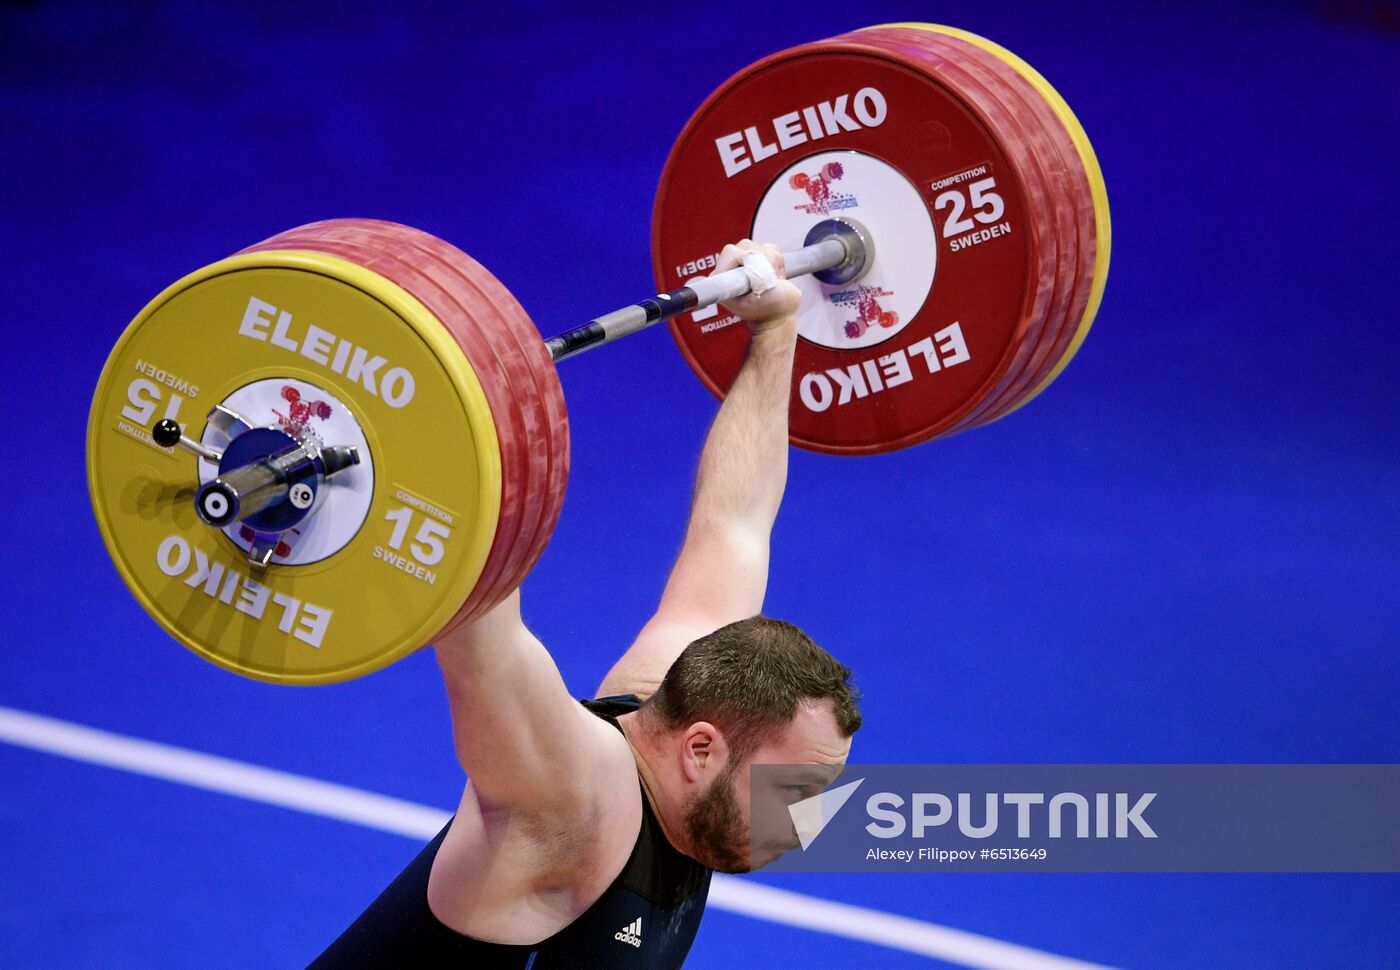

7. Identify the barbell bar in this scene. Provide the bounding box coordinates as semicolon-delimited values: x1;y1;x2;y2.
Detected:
545;217;870;362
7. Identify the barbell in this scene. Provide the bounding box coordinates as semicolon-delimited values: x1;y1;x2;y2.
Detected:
86;23;1111;684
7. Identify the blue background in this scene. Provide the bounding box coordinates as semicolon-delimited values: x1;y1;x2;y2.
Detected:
2;1;1397;966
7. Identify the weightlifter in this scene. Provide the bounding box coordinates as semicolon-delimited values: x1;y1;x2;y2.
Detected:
310;240;861;968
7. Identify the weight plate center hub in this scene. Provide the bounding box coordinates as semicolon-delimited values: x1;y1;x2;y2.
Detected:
196;377;375;565
753;150;936;351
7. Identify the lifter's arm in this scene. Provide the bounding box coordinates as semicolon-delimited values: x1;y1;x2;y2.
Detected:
435;590;622;813
598;241;801;698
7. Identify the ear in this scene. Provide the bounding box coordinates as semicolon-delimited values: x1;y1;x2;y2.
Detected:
678;721;730;783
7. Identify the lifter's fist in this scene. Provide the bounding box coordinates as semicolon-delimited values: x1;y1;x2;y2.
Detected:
712;239;801;335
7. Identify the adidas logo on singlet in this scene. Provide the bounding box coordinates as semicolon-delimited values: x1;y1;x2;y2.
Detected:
614;916;642;948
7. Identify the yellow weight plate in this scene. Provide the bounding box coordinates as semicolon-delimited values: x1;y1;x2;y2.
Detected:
87;250;502;684
874;23;1112;410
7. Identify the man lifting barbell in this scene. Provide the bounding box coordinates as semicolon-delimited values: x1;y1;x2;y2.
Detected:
84;22;1109;968
306;241;860;968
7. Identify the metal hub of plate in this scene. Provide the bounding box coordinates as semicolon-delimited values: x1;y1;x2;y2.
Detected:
757;150;936;351
196;377;375;566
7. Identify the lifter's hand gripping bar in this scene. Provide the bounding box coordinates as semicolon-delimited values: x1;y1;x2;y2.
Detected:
545;217;872;362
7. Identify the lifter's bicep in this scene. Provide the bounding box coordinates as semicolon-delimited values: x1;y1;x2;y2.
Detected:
435;591;612;811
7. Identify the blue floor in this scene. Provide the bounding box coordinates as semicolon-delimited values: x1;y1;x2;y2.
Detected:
3;1;1398;967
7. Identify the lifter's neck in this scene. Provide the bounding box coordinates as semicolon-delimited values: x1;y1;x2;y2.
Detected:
614;710;695;860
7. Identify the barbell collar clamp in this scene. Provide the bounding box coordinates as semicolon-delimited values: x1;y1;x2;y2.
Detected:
321;444;361;477
806;217;874;286
195;445;314;529
208;404;251;438
192;437;358;532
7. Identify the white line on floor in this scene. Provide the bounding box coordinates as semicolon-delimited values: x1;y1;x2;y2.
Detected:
0;705;1112;970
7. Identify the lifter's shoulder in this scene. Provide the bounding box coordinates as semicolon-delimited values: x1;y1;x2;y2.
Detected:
464;705;639;840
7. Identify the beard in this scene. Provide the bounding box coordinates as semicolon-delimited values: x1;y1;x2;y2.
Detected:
682;763;749;874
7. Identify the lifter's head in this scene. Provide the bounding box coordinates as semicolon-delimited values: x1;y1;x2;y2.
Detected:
633;616;860;873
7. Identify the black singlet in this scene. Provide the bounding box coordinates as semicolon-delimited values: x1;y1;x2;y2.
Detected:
308;696;712;968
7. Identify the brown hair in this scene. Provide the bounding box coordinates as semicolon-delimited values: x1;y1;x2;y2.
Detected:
644;616;861;757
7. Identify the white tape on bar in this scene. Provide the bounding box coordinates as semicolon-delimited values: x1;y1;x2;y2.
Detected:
742;251;779;296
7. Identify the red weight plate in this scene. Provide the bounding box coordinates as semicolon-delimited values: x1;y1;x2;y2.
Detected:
892;30;1098;425
367;226;569;626
383;228;570;613
339;226;547;623
654;40;1042;454
834;27;1074;435
913;34;1081;428
288;221;541;611
314;222;547;619
978;79;1099;418
862;28;1089;429
238;221;532;622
